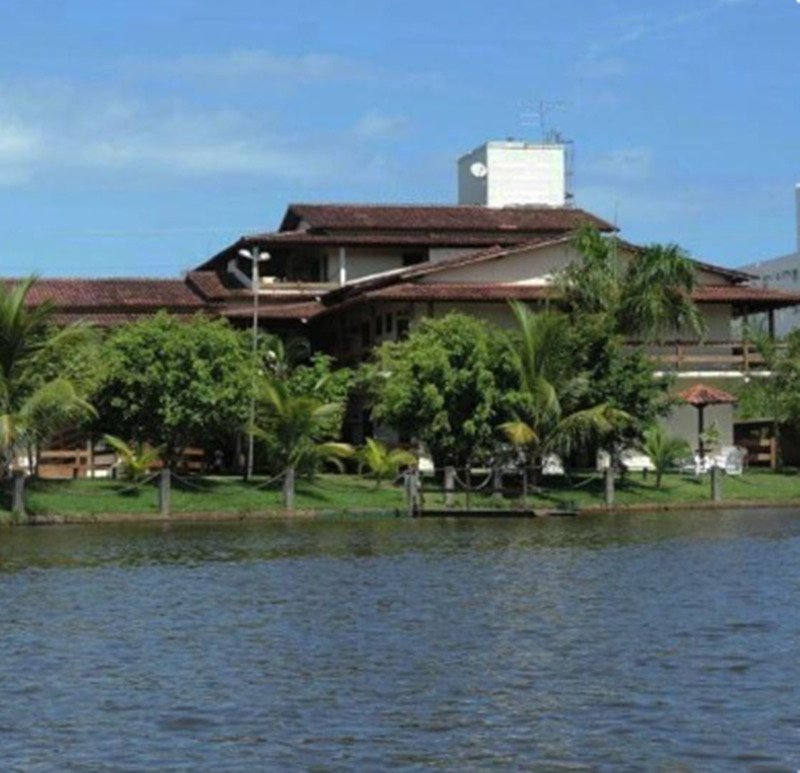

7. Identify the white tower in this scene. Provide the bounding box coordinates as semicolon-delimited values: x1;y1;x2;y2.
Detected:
457;140;567;208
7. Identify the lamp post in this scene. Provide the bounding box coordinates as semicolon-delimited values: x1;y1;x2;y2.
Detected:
239;245;271;480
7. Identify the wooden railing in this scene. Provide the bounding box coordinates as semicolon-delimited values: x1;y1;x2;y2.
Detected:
626;340;785;374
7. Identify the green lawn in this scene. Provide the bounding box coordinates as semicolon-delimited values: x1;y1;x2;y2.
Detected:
523;468;800;510
2;469;800;523
15;473;406;520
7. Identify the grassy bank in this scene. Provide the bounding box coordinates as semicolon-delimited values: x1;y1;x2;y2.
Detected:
2;470;800;523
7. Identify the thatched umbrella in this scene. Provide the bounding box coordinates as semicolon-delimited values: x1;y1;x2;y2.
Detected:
677;383;737;462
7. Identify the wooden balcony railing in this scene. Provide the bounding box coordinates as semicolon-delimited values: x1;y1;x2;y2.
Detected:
625;340;785;374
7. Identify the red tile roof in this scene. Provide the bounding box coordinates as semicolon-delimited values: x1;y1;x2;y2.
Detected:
365;283;555;302
348;281;800;310
280;203;615;233
677;384;737;406
221;301;323;320
692;285;800;308
3;278;204;310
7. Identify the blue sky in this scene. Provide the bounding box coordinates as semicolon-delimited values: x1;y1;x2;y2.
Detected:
0;0;797;276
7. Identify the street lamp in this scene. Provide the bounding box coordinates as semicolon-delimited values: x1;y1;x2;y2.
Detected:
239;245;271;480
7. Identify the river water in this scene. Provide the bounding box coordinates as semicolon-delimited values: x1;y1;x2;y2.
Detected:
1;510;799;771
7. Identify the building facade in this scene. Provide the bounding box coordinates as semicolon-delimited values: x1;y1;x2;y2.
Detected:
8;142;800;460
740;184;800;337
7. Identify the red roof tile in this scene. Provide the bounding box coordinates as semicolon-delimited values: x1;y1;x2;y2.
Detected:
221;301;324;320
365;283;555;302
2;278;204;309
692;285;800;308
677;384;737;406
280;203;615;233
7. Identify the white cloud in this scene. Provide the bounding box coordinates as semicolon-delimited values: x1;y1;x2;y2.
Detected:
352;110;411;140
592;0;753;54
0;80;353;184
574;57;628;81
585;147;654;182
132;49;368;83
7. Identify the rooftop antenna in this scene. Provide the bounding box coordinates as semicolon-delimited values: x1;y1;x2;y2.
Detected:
518;99;567;142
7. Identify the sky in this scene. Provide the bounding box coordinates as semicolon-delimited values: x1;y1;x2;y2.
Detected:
0;0;797;277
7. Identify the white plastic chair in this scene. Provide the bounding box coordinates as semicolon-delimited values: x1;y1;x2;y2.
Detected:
542;454;565;476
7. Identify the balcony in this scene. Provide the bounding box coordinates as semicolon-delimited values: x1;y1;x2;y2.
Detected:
626;340;783;376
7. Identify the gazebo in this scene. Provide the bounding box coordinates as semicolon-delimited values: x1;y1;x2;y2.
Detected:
677;383;738;462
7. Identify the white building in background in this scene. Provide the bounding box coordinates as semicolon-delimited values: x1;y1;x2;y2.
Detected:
740;184;800;338
458;140;568;208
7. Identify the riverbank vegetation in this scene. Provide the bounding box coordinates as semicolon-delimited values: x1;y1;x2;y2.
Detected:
4;469;800;522
2;227;800;520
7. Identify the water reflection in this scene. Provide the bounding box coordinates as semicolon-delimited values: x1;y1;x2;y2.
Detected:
0;510;799;769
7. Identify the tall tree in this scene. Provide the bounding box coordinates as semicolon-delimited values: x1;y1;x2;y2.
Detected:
255;377;352;508
93;312;252;465
561;225;705;342
367;313;522;467
500;301;631;474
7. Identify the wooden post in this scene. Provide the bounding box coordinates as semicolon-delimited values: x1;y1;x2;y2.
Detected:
12;472;26;518
711;465;722;502
158;468;171;516
464;467;472;512
444;465;455;508
282;467;296;511
604;465;615;508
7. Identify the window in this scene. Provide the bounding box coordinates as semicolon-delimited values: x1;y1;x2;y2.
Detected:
385;313;394;333
396;318;410;340
361;321;371;348
375;315;384;337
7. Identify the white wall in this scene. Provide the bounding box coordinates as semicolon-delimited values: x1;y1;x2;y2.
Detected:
664;403;734;449
421;242;577;285
740;251;800;337
457;141;566;208
327;247;410;282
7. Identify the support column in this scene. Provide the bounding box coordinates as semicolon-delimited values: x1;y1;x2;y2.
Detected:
338;247;347;287
604;465;615;508
711;465;722;502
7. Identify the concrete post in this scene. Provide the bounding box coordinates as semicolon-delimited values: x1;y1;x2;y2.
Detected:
604;465;615;508
12;472;26;518
158;468;171;516
444;466;456;508
282;466;296;511
404;469;420;517
492;466;503;500
711;465;722;502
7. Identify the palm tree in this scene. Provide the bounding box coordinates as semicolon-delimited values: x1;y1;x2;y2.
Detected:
641;424;690;488
502;301;631;478
103;435;161;482
620;243;705;343
256;378;352;509
0;278;97;476
357;438;417;487
561;226;705;342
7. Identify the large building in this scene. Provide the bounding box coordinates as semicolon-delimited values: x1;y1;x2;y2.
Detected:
740;184;800;337
10;140;800;456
